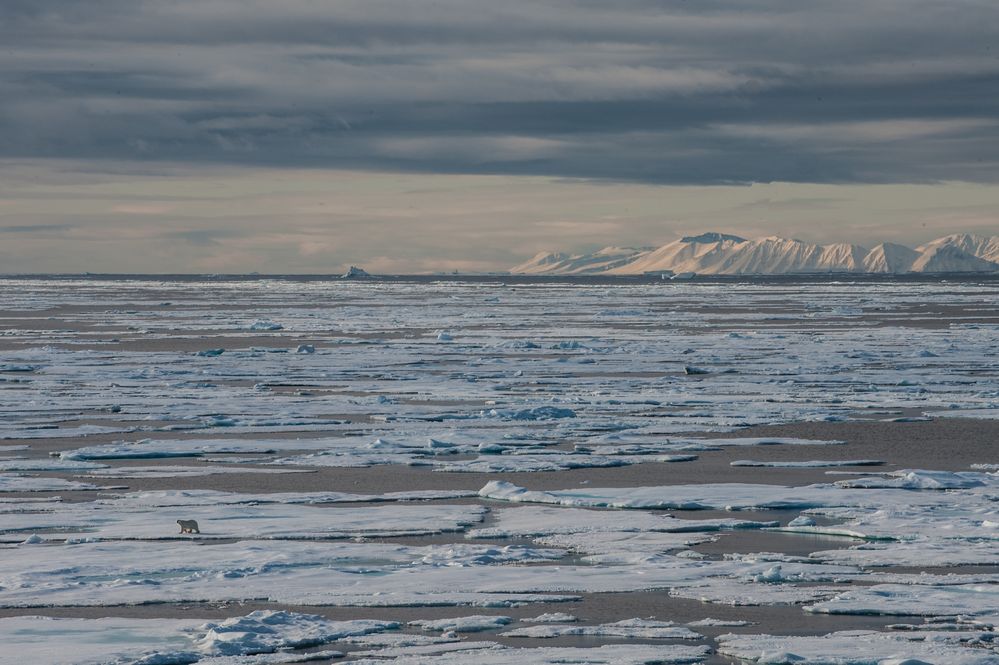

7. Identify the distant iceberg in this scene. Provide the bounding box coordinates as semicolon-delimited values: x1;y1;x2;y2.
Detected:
341;265;371;278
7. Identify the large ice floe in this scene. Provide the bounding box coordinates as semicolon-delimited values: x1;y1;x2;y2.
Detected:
0;496;488;543
3;278;999;663
717;629;999;664
0;610;397;664
501;618;702;639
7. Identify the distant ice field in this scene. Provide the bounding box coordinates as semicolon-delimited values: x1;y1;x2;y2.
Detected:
0;277;997;664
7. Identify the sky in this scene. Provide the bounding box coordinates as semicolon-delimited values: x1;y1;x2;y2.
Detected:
2;0;998;273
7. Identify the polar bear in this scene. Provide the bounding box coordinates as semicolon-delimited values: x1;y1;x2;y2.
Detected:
177;519;200;534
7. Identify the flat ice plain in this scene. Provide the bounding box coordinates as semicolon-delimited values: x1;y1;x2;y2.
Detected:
0;276;997;664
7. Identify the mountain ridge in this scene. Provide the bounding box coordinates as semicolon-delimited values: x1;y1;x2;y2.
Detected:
512;233;999;276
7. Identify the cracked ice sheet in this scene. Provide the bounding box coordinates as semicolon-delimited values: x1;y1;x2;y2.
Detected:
575;437;846;456
0;424;136;439
811;541;999;567
0;611;395;665
432;454;625;473
534;531;718;562
60;429;552;467
775;501;999;542
0;474;113;492
834;469;996;490
409;615;512;633
806;584;999;618
433;452;697;472
717;630;999;664
0;615;203;665
467;506;776;540
0;500;487;543
194;611;397;656
731;459;883;468
347;641;500;659
347;643;711;664
195;650;345;664
96;488;478;506
501;618;702;640
7;282;999;432
0;535;855;609
0;539;568;608
669;580;844;606
83;465;313;478
478;480;968;512
59;437;433;461
0;459;108;472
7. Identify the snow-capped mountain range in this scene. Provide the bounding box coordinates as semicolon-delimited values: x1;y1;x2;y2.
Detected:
511;233;999;276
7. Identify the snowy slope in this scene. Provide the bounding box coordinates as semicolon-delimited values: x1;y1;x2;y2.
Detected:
917;233;999;263
909;244;999;273
511;247;650;275
698;237;866;275
607;233;745;274
513;233;999;275
862;243;920;273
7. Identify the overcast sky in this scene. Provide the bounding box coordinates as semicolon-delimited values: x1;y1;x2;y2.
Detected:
2;0;998;272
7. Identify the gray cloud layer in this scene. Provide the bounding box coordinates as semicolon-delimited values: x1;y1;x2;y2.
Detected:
3;0;999;184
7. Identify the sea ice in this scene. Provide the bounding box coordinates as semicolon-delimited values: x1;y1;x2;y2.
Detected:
0;615;202;665
0;500;488;543
0;474;110;492
716;630;999;664
670;580;843;606
523;613;577;623
686;618;754;627
468;505;773;540
811;541;999;567
434;454;627;473
835;470;992;490
501;618;702;640
83;465;312;478
346;643;712;664
409;615;512;633
806;584;999;617
0;459;108;472
478;480;952;511
194;611;396;655
731;459;883;468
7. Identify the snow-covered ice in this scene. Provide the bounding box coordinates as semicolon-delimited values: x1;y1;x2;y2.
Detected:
501;618;702;640
4;278;999;663
717;630;999;664
409;615;512;633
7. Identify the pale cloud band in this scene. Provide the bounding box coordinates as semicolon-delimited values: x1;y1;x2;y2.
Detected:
2;159;998;273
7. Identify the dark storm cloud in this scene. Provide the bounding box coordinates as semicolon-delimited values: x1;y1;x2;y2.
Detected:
2;0;999;183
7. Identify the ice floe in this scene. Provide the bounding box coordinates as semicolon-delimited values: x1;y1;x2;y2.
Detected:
83;465;312;478
0;611;396;664
347;643;712;664
523;612;578;623
731;459;883;468
835;469;993;490
478;480;959;511
0;500;488;543
0;458;108;472
409;615;512;633
717;629;999;664
0;474;111;492
194;610;395;655
501;618;702;640
806;584;999;618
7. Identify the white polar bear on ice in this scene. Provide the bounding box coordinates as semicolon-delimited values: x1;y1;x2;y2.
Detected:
177;519;200;534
